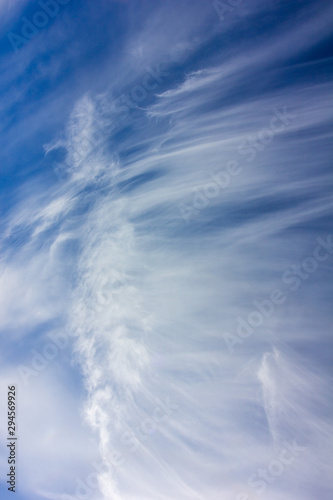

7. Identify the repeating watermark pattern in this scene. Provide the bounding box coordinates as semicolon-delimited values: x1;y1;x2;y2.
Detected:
224;235;333;353
53;63;169;180
17;268;129;385
17;329;75;385
179;107;296;224
212;0;246;23
179;160;242;224
236;440;306;499
7;0;72;53
61;396;178;500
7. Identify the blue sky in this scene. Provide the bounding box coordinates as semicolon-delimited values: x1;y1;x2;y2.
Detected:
0;1;332;499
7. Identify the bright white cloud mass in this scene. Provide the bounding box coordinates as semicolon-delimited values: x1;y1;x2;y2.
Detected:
0;1;332;499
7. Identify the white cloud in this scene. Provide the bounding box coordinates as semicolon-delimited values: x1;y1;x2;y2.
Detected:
1;2;332;499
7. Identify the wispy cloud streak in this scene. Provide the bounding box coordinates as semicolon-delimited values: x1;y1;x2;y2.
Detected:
0;1;332;499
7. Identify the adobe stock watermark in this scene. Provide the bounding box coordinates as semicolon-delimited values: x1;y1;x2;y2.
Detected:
236;440;306;500
212;0;245;24
61;396;178;500
7;0;72;53
224;234;333;353
179;107;296;224
52;63;169;180
17;269;128;385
